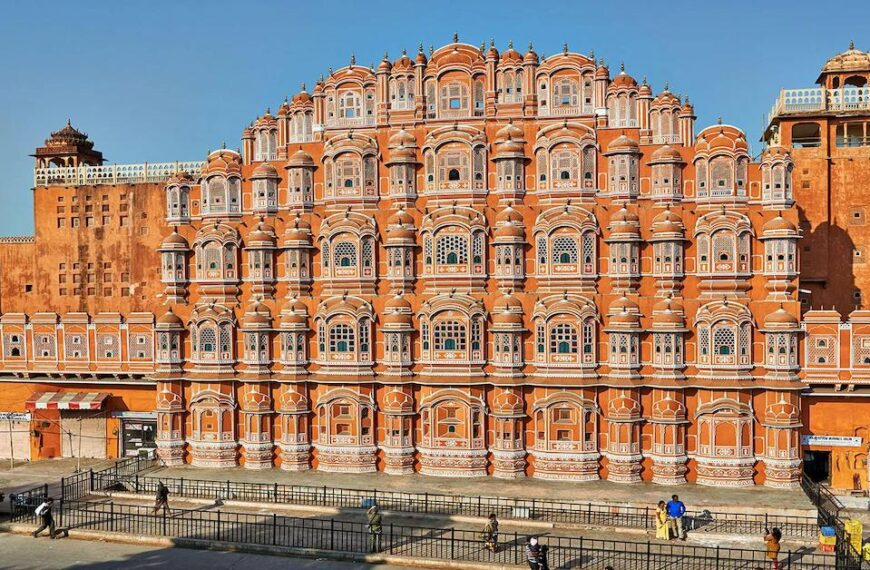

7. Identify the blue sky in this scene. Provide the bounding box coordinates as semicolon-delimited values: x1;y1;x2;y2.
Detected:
0;0;867;235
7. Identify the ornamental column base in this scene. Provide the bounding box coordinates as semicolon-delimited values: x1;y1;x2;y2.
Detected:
419;447;488;477
490;449;527;479
696;457;756;487
381;446;416;475
156;439;185;467
315;444;377;473
531;450;600;481
605;454;643;483
650;455;688;485
763;458;802;489
241;441;274;470
189;440;238;468
278;442;311;471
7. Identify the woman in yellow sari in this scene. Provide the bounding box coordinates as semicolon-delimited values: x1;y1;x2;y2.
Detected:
655;500;670;540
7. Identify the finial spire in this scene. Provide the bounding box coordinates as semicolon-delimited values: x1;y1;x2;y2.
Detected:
480;41;485;52
418;42;424;53
453;32;459;43
663;81;669;91
563;42;569;54
528;41;534;51
383;50;389;60
402;47;407;56
490;37;495;47
620;61;625;73
429;44;434;56
301;81;306;91
508;39;513;49
850;40;856;50
350;53;355;66
221;141;226;149
717;116;723;125
589;49;595;60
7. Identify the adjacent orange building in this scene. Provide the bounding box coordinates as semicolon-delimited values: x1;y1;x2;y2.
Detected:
5;37;845;488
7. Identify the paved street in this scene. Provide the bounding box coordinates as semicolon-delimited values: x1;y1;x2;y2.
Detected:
0;532;408;569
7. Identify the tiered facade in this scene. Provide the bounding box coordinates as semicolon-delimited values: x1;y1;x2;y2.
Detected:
2;38;819;487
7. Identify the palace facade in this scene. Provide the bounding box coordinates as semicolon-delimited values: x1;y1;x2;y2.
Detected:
5;38;868;488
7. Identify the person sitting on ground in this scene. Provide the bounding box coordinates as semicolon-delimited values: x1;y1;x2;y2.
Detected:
32;497;55;539
482;513;499;553
764;527;782;570
666;494;687;540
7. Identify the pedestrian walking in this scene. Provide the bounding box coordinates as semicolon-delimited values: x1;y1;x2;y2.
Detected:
764;527;782;570
666;494;687;540
367;504;382;553
32;497;56;539
482;513;499;553
655;500;670;540
525;536;544;570
153;481;170;515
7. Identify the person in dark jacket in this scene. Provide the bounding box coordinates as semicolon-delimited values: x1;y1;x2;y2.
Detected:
32;497;55;539
153;481;170;515
482;513;499;553
367;505;383;553
526;536;549;570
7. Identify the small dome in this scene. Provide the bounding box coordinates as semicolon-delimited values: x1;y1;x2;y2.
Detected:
377;55;392;73
493;390;524;415
762;145;792;163
157;309;183;327
385;293;412;312
203;149;242;176
248;221;277;246
651;209;684;236
280;299;309;327
486;43;500;60
608;395;641;419
292;87;312;105
494;222;525;240
606;134;640;154
650;145;684;163
609;69;637;89
383;388;414;413
495;205;523;225
609;296;639;315
763;216;798;235
609;207;641;238
652;297;685;327
388;128;417;148
765;307;799;328
496;122;524;141
611;206;640;224
243;302;272;327
251;161;279;179
287;148;315;168
387;209;414;227
523;44;539;64
500;42;522;64
494;292;523;313
383;294;413;327
415;46;428;65
595;63;609;78
652;89;680;108
161;230;189;249
821;43;870;74
638;81;652;97
392;50;413;71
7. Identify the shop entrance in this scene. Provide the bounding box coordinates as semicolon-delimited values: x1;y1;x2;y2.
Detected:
122;419;157;456
804;450;831;483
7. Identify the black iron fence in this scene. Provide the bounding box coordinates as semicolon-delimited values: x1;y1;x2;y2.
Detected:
801;474;864;570
95;473;821;539
24;499;835;570
7;483;48;522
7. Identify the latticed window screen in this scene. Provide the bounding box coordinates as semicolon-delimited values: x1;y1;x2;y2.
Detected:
439;151;468;183
97;333;118;358
551;151;579;183
359;320;370;354
199;328;216;353
329;324;355;353
471;319;482;351
4;333;23;357
436;234;468;265
333;241;357;267
810;335;836;365
551;236;578;264
582;233;596;272
713;327;736;357
582;319;595;361
472;232;484;263
550;323;578;354
219;326;231;353
698;327;710;356
362;239;374;268
537;236;547;264
433;320;466;351
554;78;578;106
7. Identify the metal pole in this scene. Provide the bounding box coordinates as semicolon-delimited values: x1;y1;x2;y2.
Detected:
77;417;82;473
7;415;14;470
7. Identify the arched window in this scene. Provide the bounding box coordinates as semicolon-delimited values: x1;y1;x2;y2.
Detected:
333;241;356;267
439;149;469;186
554;78;578;107
436;234;468;265
440;81;469;113
551;150;579;187
338;91;361;118
710;156;734;193
335;157;361;191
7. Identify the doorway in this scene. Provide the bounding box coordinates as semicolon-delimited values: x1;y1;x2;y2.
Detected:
804;450;831;483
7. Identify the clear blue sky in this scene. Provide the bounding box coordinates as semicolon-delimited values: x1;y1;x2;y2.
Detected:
0;0;867;235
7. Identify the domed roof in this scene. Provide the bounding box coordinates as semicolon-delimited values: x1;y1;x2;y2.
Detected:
609;67;638;89
280;298;309;326
607;394;641;419
157;309;183;327
762;145;792;163
248;221;277;246
652;87;680;108
251;161;279;179
160;230;189;249
496;121;524;141
203;149;242;176
493;292;524;326
638;80;652;97
388;208;414;227
821;42;870;74
385;293;412;312
242;301;272;327
392;49;414;71
494;222;525;240
651;209;685;236
167;170;195;185
291;85;312;105
284;215;313;243
652;297;685;327
486;41;499;60
595;62;610;78
44;119;94;150
695;125;749;154
383;294;413;327
606;134;640;154
415;44;428;65
495;205;523;225
493;390;524;415
523;43;539;64
377;54;393;73
500;41;522;64
388;128;417;148
608;297;640;327
763;215;798;235
764;307;799;328
287;148;315;168
383;388;414;413
608;207;641;238
650;144;684;163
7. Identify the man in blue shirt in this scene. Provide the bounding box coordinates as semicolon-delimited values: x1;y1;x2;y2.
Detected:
666;494;687;540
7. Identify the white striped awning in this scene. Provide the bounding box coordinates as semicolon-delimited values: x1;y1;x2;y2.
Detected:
25;391;111;411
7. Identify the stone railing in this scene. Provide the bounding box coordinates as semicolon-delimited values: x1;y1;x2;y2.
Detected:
34;161;204;187
767;86;870;124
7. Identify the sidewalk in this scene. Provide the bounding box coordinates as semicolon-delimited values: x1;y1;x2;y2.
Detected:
151;465;815;515
0;457;108;513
